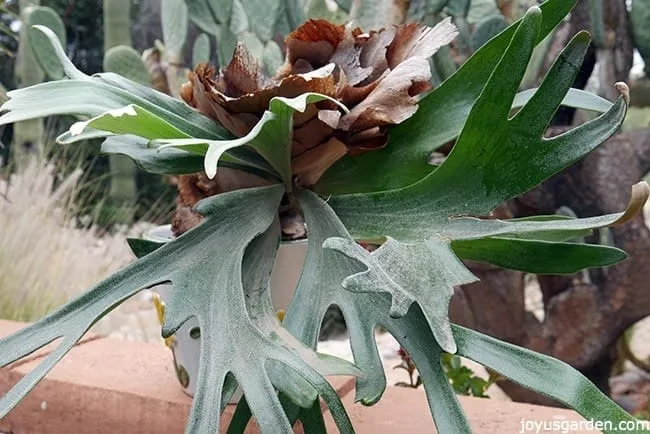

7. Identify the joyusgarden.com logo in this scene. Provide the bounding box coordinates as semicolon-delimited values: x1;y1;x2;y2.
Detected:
519;417;650;433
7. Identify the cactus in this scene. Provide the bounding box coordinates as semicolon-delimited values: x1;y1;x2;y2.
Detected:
26;6;66;80
186;0;222;35
103;0;132;49
262;40;283;76
445;0;470;17
161;0;188;59
177;0;536;82
631;0;650;76
191;33;210;67
587;0;606;49
470;14;507;52
103;0;138;210
240;31;264;59
185;0;287;69
240;0;281;42
274;0;299;37
12;0;45;167
230;0;248;34
466;0;500;24
305;0;347;23
103;45;151;85
350;0;411;29
333;0;351;12
217;24;238;69
432;45;457;83
161;0;189;97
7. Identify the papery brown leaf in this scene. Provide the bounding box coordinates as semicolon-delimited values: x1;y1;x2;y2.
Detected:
177;17;458;191
289;104;317;128
222;42;271;97
347;128;388;155
288;19;346;47
358;28;395;84
337;79;380;107
291;59;316;74
293;104;320;127
331;27;372;86
172;206;203;236
292;116;334;156
339;56;431;132
292;137;348;186
180;80;195;107
277;19;346;76
349;126;384;142
317;109;341;129
173;168;270;235
386;18;458;69
143;47;171;94
182;66;256;136
221;64;337;114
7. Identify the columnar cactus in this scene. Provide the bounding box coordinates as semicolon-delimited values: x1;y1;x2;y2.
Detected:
103;0;139;211
11;0;45;167
631;0;650;77
161;0;189;97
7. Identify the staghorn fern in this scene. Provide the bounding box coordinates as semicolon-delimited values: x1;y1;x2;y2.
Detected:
1;1;649;433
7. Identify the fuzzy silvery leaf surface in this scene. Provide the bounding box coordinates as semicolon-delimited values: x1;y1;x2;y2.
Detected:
0;1;647;433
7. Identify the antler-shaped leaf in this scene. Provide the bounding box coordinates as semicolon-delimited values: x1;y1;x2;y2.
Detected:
451;237;627;275
128;190;360;433
239;221;358;431
0;26;229;141
0;186;274;416
451;325;644;434
154;93;347;182
329;8;629;242
0;185;360;433
57;104;190;144
100;135;277;179
99;135;205;174
285;192;641;433
160;212;357;433
285;191;471;434
323;236;476;353
316;0;588;194
0;26;285;177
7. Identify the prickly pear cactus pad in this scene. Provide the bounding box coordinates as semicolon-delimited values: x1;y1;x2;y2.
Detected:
25;6;66;80
0;1;648;433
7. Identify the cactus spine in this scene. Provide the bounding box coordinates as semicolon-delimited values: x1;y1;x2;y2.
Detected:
103;0;138;211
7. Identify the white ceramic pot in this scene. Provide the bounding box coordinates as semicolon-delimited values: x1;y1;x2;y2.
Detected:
144;224;307;400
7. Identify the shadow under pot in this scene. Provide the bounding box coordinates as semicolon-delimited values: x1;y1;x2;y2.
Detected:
143;224;307;403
